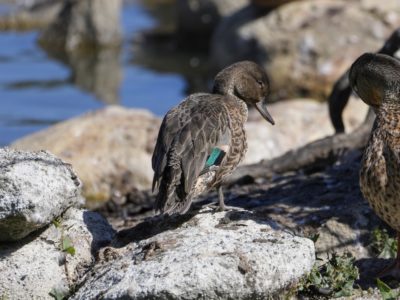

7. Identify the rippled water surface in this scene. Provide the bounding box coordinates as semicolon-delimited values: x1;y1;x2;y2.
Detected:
0;2;189;146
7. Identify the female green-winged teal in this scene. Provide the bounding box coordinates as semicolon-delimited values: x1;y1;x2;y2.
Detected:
350;53;400;278
152;61;275;215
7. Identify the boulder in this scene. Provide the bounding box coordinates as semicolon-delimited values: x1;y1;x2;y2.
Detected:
0;208;115;300
39;0;122;51
0;148;83;241
11;106;161;207
71;209;315;299
211;0;400;100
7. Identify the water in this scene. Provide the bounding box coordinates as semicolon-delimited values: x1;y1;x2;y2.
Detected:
0;1;192;146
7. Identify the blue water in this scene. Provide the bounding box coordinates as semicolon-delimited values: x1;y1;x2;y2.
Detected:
0;2;187;146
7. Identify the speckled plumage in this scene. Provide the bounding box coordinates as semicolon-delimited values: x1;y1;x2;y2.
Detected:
350;52;400;277
360;106;400;231
152;61;274;215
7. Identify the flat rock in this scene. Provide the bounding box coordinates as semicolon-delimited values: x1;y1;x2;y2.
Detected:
211;0;400;100
11;106;161;207
0;208;115;300
0;148;83;241
72;209;315;299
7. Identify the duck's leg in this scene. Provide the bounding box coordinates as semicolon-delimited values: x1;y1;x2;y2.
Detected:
203;186;243;212
377;232;400;279
216;185;243;212
218;185;226;211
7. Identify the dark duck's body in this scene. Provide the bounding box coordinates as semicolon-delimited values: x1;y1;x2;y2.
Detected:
350;53;400;278
152;61;274;215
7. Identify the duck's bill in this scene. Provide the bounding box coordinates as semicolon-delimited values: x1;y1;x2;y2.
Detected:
255;102;275;125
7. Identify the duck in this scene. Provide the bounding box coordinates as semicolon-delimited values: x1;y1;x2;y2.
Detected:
152;61;275;215
350;52;400;278
329;28;400;134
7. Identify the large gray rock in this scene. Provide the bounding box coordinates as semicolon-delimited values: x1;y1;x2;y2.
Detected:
0;148;83;241
11;106;161;207
211;0;400;100
0;208;115;300
72;209;315;299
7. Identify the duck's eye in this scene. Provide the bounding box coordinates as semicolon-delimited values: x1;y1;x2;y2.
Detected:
257;80;264;88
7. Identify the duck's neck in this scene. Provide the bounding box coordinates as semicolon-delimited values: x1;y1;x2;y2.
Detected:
375;103;400;137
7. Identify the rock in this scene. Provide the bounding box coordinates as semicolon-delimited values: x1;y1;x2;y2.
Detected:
39;0;122;51
211;0;400;100
0;208;115;300
0;148;83;241
177;0;248;39
243;97;368;164
0;0;62;31
11;106;161;207
72;209;315;299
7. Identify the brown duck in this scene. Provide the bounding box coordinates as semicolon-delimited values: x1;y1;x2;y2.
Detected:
350;53;400;277
152;61;275;215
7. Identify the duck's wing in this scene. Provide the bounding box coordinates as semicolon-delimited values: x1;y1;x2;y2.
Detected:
151;94;231;214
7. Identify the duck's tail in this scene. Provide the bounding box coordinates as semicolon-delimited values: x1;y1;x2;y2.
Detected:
155;164;193;215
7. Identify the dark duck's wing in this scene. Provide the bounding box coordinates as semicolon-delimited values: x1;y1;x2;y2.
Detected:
152;93;231;215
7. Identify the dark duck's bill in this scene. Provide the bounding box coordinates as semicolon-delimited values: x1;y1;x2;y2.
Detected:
255;101;275;125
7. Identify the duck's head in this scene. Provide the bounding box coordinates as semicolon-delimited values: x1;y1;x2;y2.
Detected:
349;53;400;108
213;61;275;125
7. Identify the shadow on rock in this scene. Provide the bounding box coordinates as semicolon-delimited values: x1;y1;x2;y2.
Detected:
112;212;197;248
82;211;116;256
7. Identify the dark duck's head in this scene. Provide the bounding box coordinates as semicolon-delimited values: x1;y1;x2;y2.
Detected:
349;53;400;109
212;61;275;125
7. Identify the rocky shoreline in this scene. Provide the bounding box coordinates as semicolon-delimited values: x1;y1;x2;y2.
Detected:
0;102;395;299
2;0;400;299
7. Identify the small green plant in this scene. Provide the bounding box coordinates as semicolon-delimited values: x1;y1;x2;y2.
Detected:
62;236;75;256
52;217;76;256
298;252;359;298
370;228;397;259
376;278;400;300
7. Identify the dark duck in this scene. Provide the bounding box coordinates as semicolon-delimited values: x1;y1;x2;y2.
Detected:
152;61;275;215
350;53;400;278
